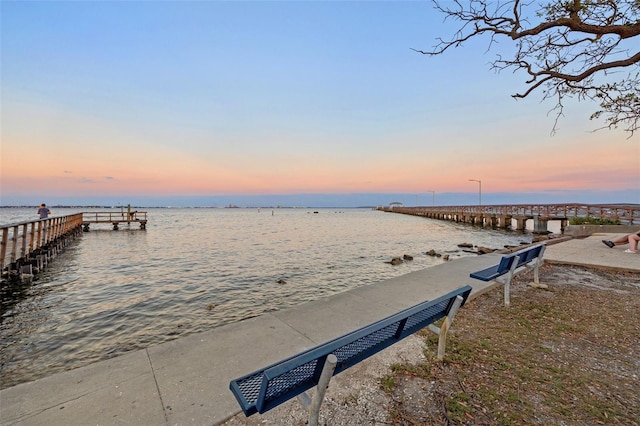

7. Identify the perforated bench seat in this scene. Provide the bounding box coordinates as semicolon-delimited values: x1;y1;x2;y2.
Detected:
470;264;502;281
229;285;472;417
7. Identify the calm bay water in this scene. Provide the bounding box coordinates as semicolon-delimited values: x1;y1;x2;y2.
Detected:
1;207;539;388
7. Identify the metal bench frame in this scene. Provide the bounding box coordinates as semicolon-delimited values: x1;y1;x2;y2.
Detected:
229;285;472;423
470;244;546;306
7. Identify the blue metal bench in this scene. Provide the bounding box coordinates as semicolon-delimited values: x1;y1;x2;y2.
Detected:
229;285;472;423
470;243;546;306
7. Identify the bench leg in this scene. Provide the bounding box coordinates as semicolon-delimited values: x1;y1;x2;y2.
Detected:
430;295;464;361
496;275;514;307
308;354;337;426
504;279;510;307
502;254;521;307
530;247;546;286
525;255;545;288
533;257;544;285
536;246;546;285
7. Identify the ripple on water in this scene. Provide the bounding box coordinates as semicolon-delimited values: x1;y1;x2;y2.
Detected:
0;207;536;388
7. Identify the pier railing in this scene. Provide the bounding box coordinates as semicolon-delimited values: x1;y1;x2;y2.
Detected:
81;211;147;230
1;214;84;274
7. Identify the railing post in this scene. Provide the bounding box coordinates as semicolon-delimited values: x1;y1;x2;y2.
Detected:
10;225;18;264
42;220;48;247
20;224;28;260
0;228;8;272
36;220;43;250
29;222;35;252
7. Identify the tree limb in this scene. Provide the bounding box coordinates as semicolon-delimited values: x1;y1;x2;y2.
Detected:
416;0;640;136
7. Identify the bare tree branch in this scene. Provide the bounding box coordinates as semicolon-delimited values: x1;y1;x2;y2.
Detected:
415;0;640;136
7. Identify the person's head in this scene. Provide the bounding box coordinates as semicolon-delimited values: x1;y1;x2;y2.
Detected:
40;203;46;207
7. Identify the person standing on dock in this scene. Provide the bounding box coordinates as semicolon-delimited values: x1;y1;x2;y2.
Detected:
37;203;51;219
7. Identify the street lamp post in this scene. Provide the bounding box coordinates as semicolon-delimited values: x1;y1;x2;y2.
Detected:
425;190;435;206
469;179;482;205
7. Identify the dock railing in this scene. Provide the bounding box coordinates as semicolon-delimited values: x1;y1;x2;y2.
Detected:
81;211;147;230
81;211;147;223
2;211;148;281
0;214;84;274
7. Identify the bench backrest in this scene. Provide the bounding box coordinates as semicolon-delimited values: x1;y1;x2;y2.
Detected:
496;244;545;275
229;285;472;416
515;244;545;268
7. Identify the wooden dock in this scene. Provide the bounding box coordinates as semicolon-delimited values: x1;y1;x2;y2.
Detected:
1;214;84;282
81;211;148;231
1;211;148;283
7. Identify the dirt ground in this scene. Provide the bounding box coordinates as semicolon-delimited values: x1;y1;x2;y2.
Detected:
221;264;640;426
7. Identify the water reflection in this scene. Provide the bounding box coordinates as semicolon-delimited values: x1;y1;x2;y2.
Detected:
0;208;535;389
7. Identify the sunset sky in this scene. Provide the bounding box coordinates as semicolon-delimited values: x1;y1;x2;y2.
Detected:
1;1;638;207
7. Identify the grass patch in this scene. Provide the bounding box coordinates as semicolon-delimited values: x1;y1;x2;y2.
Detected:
382;265;640;425
446;391;473;422
378;373;396;394
389;363;430;379
569;217;621;225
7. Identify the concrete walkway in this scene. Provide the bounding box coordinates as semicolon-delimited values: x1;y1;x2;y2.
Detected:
1;234;638;426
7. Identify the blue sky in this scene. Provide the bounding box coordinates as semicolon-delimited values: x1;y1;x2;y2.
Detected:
1;1;638;208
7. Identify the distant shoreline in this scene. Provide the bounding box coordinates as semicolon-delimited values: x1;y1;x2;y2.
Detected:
0;205;378;209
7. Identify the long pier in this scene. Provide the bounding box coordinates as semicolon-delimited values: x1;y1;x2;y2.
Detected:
1;211;148;283
379;203;640;233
